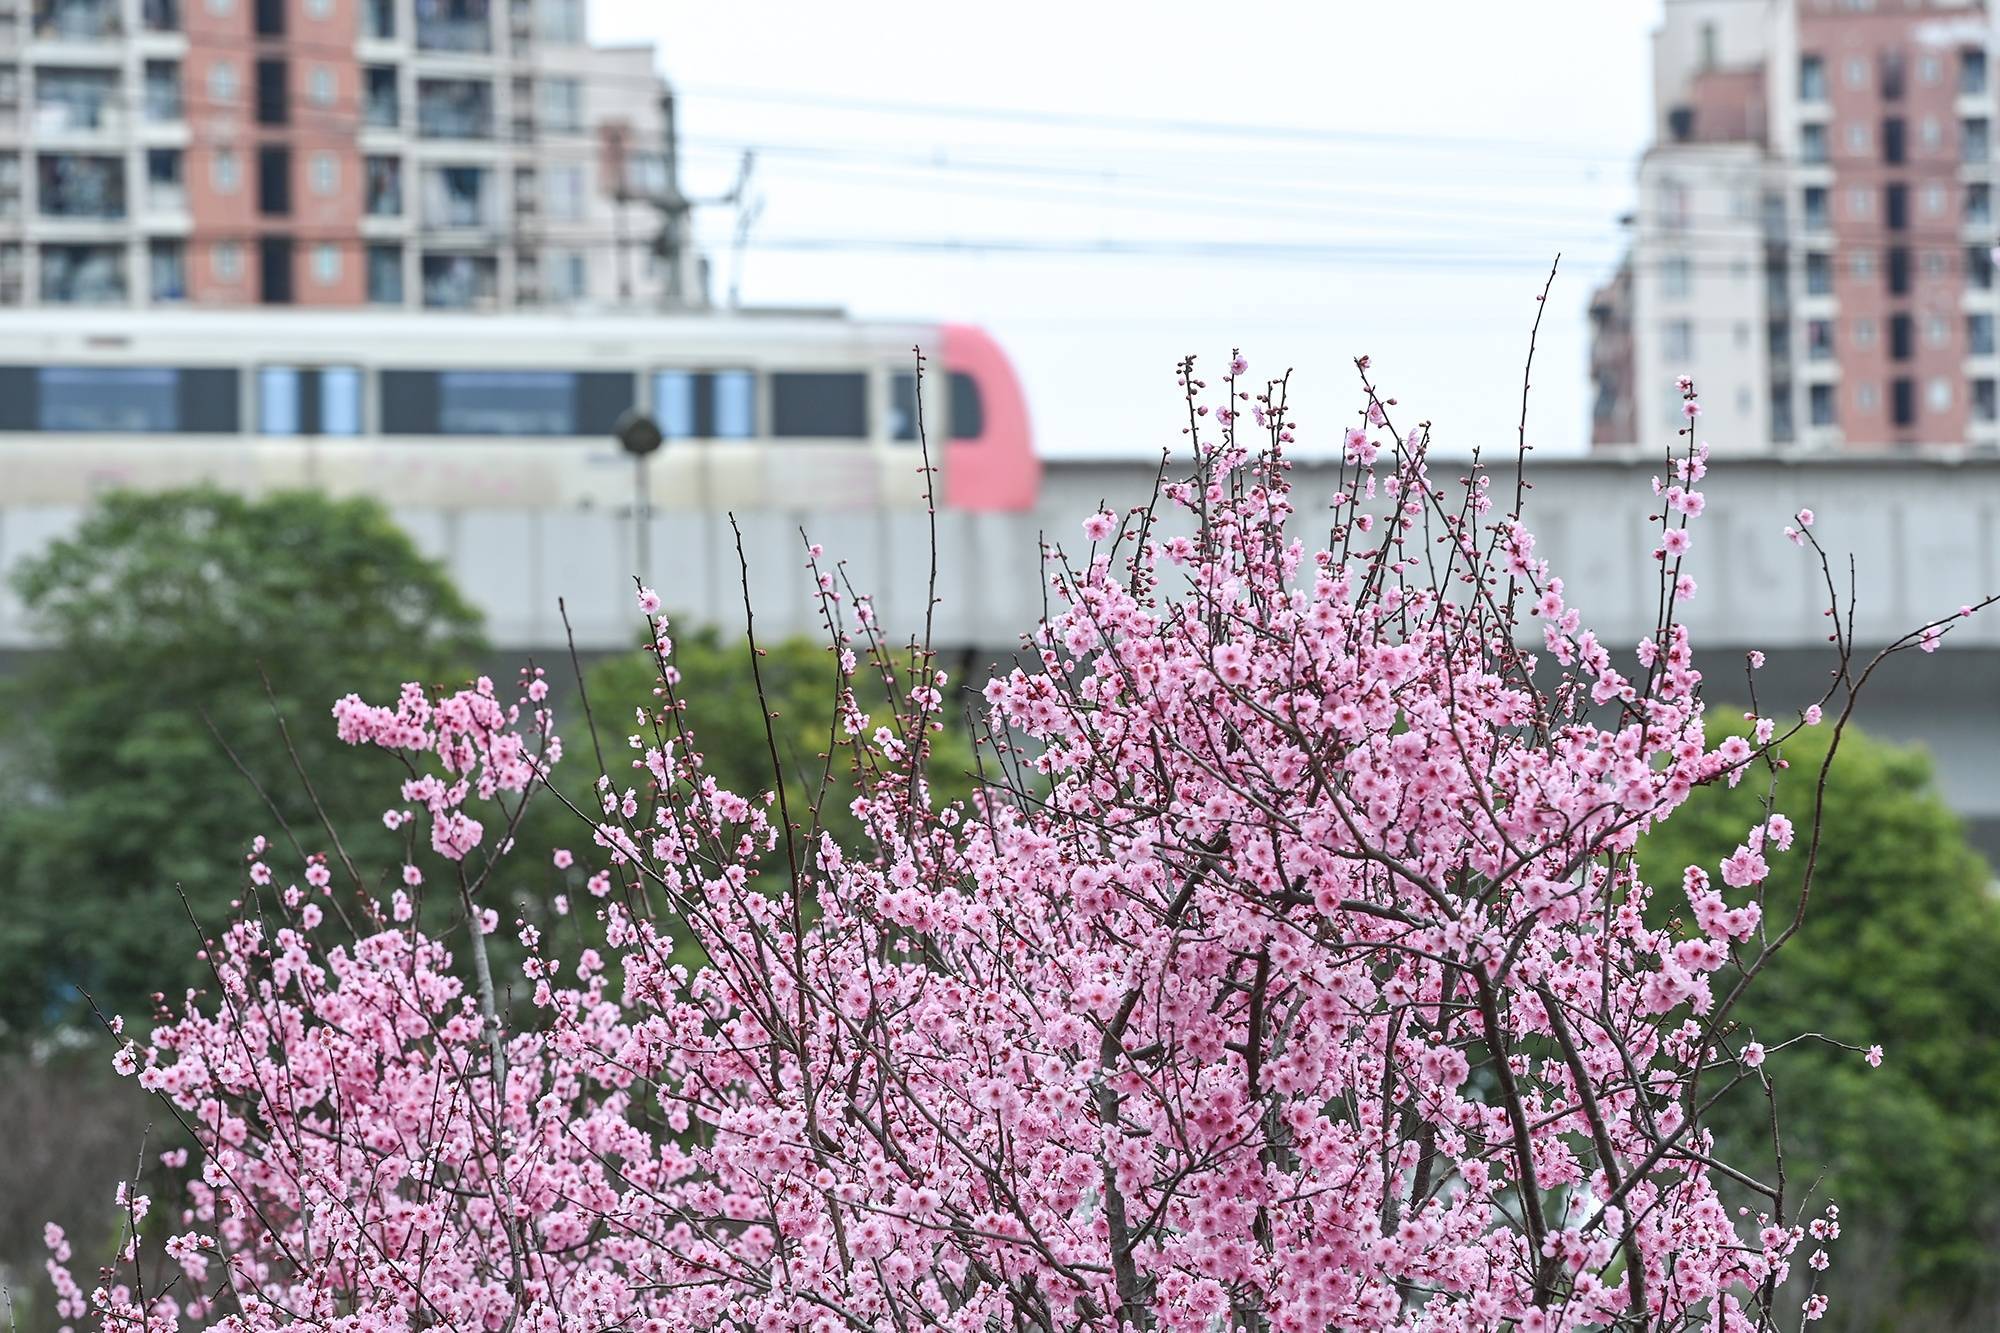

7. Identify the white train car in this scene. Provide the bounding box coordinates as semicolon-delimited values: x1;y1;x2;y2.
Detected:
0;308;1041;513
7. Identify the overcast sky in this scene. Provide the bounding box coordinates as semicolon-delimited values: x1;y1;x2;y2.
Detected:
593;1;1662;458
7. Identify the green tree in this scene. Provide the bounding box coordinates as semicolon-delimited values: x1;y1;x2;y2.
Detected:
1638;716;2000;1322
0;488;484;1039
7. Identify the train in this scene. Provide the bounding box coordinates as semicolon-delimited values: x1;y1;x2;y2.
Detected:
0;308;1041;512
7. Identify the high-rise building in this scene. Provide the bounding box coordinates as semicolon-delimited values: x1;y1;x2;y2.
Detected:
1593;0;2000;454
0;0;695;310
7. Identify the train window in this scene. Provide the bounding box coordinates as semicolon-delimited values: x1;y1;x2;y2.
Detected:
714;370;755;437
7;366;240;433
441;371;574;435
889;372;918;442
379;369;633;436
771;371;866;438
653;369;756;440
260;365;363;436
948;370;984;440
322;368;362;435
259;367;301;434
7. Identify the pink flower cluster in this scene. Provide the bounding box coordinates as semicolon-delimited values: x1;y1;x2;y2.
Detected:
60;365;1932;1333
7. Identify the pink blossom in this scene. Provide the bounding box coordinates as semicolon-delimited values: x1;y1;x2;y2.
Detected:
1741;1042;1766;1069
1082;510;1116;542
1866;1044;1884;1067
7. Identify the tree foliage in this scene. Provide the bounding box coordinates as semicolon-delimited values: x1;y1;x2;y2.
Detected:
1638;717;2000;1322
0;488;484;1038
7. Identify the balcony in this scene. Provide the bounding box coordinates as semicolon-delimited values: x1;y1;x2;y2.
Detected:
420;252;496;308
143;62;181;121
420;164;495;229
415;0;490;54
363;0;393;39
33;0;118;40
365;67;399;128
33;68;122;133
141;0;177;31
417;78;492;138
366;155;401;215
38;153;125;219
40;242;126;303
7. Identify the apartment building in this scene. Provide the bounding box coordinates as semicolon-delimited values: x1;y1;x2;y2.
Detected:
1592;0;2000;453
0;0;688;309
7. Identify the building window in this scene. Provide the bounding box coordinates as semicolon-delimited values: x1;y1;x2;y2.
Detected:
213;240;243;281
416;0;492;54
546;247;586;301
420;252;498;308
1853;317;1876;347
1656;178;1689;231
144;61;182;121
260;235;293;304
1805;251;1833;295
1801;122;1828;164
537;0;584;43
211;147;239;193
1844;121;1868;155
421;165;492;227
148;239;185;301
1844;56;1868;90
367;243;403;303
1892;377;1917;427
40;245;126;303
1662;319;1693;361
1809;382;1837;426
1969;183;1993;226
417;77;494;139
309;150;338;195
545;163;584;221
1807;319;1834;360
655;369;757;439
1885;182;1907;230
1849;250;1874;280
255;58;287;124
1964;48;1989;96
1882;116;1905;163
1976;379;1998;422
1970;313;1995;356
204;0;231;13
1800;54;1826;101
39;154;126;219
305;0;332;16
143;0;181;33
146;147;183;211
538;76;583;132
1803;186;1830;230
312;243;340;284
1969;246;1996;290
1920;116;1942;151
364;0;392;38
1856;382;1878;413
1924;250;1948;277
1886;246;1910;294
1919;52;1942;85
307;65;336;108
1965;118;1992;163
1929;378;1953;412
1847;186;1873;220
365;155;401;215
1921;183;1947;217
258;144;290;215
1927;313;1950;346
207;61;238;107
365;66;398;127
1771;386;1795;441
254;0;284;36
1890;313;1913;360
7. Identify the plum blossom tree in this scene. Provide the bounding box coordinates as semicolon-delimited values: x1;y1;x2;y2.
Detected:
48;350;1989;1333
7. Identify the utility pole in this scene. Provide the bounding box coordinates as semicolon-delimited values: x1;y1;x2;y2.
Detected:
614;90;757;310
